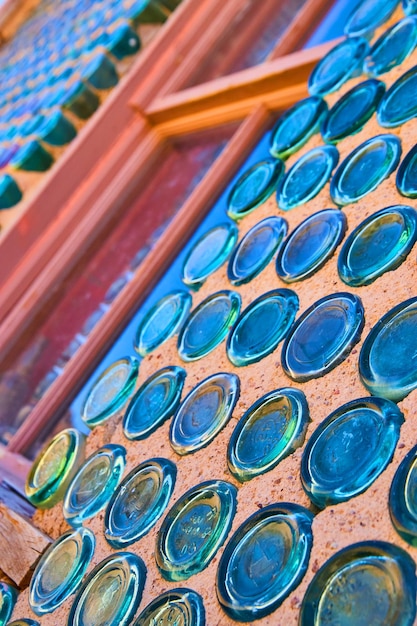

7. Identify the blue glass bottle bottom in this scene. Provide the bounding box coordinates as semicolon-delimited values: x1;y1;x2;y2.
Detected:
132;588;205;625
308;37;369;96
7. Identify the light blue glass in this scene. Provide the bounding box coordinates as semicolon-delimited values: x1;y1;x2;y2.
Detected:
68;552;146;626
330;135;402;206
364;17;417;76
134;291;192;356
378;66;417;127
404;0;417;15
123;366;186;440
276;209;347;283
300;542;416;626
345;0;400;37
227;388;309;482
155;480;237;581
133;588;205;626
170;372;240;455
177;291;241;362
104;458;176;547
63;444;126;527
389;443;417;545
321;79;385;144
226;289;298;367
308;37;369;96
227;159;284;220
8;620;39;626
182;223;238;290
397;143;417;197
277;146;339;211
82;356;139;428
216;503;313;622
227;217;287;286
29;528;95;615
282;292;364;382
301;397;403;508
0;583;17;626
359;297;417;401
337;205;417;286
270;97;328;159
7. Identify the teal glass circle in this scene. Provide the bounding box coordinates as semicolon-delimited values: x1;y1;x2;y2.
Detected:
397;143;417;197
330;135;402;206
389;443;417;545
364;17;417;76
228;217;287;286
277;146;339;211
281;292;364;382
29;528;95;615
359;296;417;401
301;397;403;508
300;541;416;626
25;428;86;509
82;356;139;427
308;37;369;97
63;444;126;527
0;583;17;625
123;366;186;440
270;96;328;159
337;205;417;287
170;372;240;455
227;388;309;482
226;289;299;367
104;458;176;548
177;291;241;362
155;480;237;581
345;0;400;37
134;291;192;356
8;620;39;626
132;588;205;626
322;79;385;144
404;0;417;15
182;223;238;290
378;66;417;127
276;209;347;283
227;159;284;220
68;552;146;626
216;503;313;622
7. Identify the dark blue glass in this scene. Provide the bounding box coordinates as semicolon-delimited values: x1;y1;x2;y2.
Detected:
330;135;402;206
359;297;417;401
227;159;284;220
364;17;417;76
227;388;309;482
301;397;403;508
269;97;328;159
0;173;22;209
300;542;416;626
227;217;287;286
177;291;241;362
281;292;364;382
378;66;417;127
0;583;17;625
216;503;313;622
123;366;186;440
170;372;240;455
397;143;417;197
322;79;385;144
226;289;298;367
104;458;176;547
276;209;347;283
308;37;369;96
81;53;119;90
390;443;417;545
338;205;417;286
277;146;339;211
155;480;237;581
344;0;400;37
132;588;205;626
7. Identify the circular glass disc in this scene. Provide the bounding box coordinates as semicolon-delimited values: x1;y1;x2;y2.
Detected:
170;372;240;455
378;66;417;127
389;443;417;545
364;16;417;76
133;588;205;626
281;292;364;382
396;143;417;197
227;159;284;220
344;0;400;37
0;583;17;626
308;37;369;96
404;0;417;15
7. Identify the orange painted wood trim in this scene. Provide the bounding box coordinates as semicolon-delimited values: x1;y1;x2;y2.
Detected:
144;39;338;135
7;104;272;453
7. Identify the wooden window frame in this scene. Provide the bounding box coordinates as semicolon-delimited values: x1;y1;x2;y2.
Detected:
0;0;336;464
